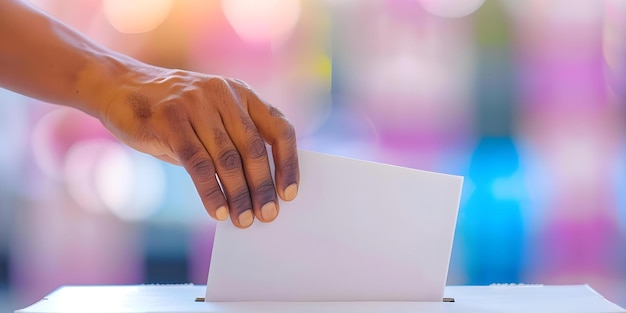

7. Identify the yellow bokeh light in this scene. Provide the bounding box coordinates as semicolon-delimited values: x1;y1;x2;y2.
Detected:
418;0;485;18
222;0;301;44
102;0;173;34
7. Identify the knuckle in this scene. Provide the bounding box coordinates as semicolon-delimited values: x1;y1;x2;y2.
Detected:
190;158;216;177
280;123;297;141
178;143;201;163
245;136;267;159
180;88;200;104
213;127;229;146
207;76;227;87
280;159;299;177
228;78;254;98
252;180;276;206
204;77;231;96
179;144;215;176
255;179;276;196
240;114;256;131
269;106;285;118
229;188;251;208
201;185;224;202
202;77;242;109
218;149;242;171
231;78;250;88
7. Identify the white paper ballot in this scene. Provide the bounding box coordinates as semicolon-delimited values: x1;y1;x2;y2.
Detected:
206;150;464;302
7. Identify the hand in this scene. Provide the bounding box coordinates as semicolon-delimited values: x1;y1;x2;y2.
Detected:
97;65;299;228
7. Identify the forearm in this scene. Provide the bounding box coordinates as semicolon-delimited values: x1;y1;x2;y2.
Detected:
0;0;137;117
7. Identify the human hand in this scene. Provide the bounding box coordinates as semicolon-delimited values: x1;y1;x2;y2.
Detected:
96;65;299;228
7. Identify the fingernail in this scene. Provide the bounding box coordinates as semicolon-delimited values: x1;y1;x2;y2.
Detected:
216;206;229;221
238;209;254;228
284;183;298;201
261;202;277;221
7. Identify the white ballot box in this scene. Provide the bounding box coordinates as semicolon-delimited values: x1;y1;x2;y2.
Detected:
16;284;626;313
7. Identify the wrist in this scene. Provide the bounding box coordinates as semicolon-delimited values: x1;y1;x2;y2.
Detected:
73;50;140;119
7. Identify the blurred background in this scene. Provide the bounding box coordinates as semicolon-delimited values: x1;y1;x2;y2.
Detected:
1;0;625;310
